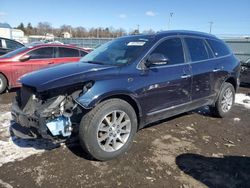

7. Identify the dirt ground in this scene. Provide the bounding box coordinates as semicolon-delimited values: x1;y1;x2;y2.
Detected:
0;86;250;188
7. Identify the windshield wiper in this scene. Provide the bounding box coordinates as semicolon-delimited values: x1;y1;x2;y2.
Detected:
85;61;105;65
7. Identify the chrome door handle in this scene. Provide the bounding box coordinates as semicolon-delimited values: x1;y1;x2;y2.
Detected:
181;74;191;79
213;68;221;72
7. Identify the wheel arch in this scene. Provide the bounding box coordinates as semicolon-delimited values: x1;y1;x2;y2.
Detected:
76;91;143;129
224;76;237;92
99;94;142;125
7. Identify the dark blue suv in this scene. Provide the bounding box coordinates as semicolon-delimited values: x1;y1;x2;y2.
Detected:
12;30;240;160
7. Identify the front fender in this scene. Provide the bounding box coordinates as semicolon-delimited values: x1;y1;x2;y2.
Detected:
75;80;140;110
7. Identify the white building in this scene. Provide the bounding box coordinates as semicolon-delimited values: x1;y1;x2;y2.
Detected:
0;23;27;43
61;32;71;38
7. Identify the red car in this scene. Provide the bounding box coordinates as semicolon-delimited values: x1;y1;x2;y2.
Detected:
0;44;88;93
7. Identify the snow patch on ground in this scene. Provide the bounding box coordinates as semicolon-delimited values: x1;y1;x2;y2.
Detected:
235;93;250;109
0;112;53;167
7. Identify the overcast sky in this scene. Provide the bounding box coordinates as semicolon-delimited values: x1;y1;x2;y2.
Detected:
0;0;250;35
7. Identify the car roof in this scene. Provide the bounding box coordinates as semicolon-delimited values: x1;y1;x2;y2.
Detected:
120;30;219;41
26;43;87;51
155;30;218;40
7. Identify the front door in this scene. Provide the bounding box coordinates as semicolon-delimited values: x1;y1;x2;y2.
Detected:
137;37;192;119
27;47;55;72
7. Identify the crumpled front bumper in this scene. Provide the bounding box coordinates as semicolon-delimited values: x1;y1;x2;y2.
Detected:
11;99;52;140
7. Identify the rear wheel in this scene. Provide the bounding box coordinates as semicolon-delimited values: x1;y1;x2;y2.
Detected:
210;82;235;117
0;74;7;94
79;99;137;161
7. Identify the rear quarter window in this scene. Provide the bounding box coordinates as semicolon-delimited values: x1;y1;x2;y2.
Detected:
206;39;231;57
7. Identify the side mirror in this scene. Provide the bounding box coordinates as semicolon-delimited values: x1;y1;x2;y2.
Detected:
146;53;169;67
19;54;31;62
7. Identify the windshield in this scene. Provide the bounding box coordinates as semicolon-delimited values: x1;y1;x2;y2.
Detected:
80;36;154;65
0;47;28;58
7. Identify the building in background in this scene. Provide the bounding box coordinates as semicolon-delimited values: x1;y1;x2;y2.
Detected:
61;32;71;38
0;23;26;43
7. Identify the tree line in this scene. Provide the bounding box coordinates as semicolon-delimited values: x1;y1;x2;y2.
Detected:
15;22;155;38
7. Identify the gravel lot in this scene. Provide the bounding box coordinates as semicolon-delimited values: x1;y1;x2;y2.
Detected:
0;86;250;188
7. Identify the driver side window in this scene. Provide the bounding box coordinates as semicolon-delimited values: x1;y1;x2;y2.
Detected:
151;38;184;65
28;47;54;59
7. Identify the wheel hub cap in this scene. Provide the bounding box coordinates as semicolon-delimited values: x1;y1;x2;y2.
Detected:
97;110;131;152
221;88;233;113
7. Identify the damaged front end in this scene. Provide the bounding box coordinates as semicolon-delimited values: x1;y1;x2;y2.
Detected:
11;83;91;142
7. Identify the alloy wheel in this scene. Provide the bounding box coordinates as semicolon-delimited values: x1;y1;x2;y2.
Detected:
97;110;131;152
221;88;233;113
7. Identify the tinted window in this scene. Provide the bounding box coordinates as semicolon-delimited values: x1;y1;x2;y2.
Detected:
207;39;231;57
6;40;23;50
58;47;79;57
151;38;184;65
185;38;209;61
0;40;2;48
0;47;28;59
80;50;87;57
28;47;54;59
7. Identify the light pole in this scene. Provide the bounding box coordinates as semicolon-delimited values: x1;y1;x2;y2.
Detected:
168;12;174;30
209;21;213;34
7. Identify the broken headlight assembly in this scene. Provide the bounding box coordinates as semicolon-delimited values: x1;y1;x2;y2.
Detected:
14;81;94;139
42;81;94;138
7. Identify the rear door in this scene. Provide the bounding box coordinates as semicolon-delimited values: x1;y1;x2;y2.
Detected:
184;37;215;101
54;47;82;64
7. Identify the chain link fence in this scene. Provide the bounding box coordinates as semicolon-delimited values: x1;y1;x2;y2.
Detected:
28;36;250;63
28;37;113;49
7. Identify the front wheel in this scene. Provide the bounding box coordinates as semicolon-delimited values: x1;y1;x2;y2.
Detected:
79;99;137;161
210;82;235;117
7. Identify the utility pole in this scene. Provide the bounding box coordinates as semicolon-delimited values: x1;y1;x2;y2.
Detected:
168;12;174;30
209;21;213;34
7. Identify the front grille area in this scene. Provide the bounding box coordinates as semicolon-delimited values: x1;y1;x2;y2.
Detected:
16;86;34;109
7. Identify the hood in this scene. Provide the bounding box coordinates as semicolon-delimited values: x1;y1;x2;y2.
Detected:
20;62;118;92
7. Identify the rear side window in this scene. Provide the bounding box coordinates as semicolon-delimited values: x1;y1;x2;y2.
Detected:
185;38;209;62
58;47;79;57
28;47;54;59
151;38;184;65
206;39;231;57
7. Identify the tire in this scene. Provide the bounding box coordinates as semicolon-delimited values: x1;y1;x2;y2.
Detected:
210;82;235;117
0;74;7;94
79;99;137;161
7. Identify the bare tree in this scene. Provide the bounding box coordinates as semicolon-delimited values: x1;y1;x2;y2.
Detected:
37;22;52;35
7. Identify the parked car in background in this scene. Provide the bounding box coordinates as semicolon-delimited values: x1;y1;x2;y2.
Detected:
0;44;88;93
12;31;240;161
0;37;24;56
240;59;250;84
